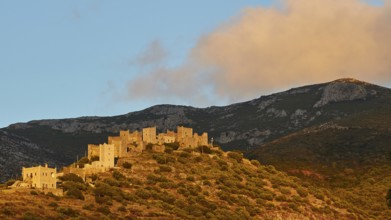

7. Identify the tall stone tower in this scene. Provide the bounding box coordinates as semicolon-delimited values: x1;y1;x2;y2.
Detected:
99;143;115;168
143;127;157;144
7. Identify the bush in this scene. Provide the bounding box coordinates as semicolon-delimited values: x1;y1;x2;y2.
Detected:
96;206;111;215
122;162;132;169
203;180;212;186
159;165;172;172
90;174;99;181
5;179;17;187
82;203;95;210
1;208;13;216
194;156;203;162
153;153;175;164
62;181;87;192
59;173;84;183
104;177;121;187
113;170;126;181
57;207;79;217
21;212;41;220
146;143;154;151
186;176;195;182
227;152;243;163
30;190;38;195
66;188;84;200
48;202;58;208
118;206;127;212
76;157;90;168
297;188;309;198
164;147;174;154
146;174;169;184
94;182;124;203
197;145;212;154
164;142;180;150
387;189;391;208
250;160;261;167
135;189;151;199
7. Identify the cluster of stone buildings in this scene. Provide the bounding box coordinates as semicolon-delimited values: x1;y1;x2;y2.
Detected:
88;126;208;160
12;126;209;191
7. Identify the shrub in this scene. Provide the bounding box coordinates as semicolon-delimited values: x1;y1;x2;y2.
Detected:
21;212;41;220
159;165;172;172
1;208;13;216
118;206;127;212
179;152;191;158
203;180;212;186
197;145;212;154
66;188;84;200
59;173;84;183
76;157;90;168
159;182;177;189
122;162;132;169
194;156;203;162
30;190;38;195
279;187;291;195
157;193;176;204
251;160;261;167
82;203;95;210
94;182;124;203
57;207;79;217
96;206;111;215
178;157;188;164
90;174;99;181
5;179;17;187
153;153;175;164
227;152;243;163
48;202;58;208
112;170;126;181
135;189;151;199
297;187;309;198
164;148;174;154
164;142;180;150
104;177;121;187
148;174;169;183
146;143;154;151
62;181;87;192
186;176;195;182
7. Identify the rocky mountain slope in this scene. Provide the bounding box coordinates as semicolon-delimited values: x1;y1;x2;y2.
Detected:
1;78;390;182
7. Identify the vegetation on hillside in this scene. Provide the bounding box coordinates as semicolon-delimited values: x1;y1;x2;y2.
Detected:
0;146;356;219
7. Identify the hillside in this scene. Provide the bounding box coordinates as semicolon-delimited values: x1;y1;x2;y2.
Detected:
249;106;391;218
1;78;391;182
0;147;359;219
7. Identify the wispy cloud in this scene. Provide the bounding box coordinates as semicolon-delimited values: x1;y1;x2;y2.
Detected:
131;40;168;67
124;0;391;106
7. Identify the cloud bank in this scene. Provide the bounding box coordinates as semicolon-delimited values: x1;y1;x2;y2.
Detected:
126;0;391;106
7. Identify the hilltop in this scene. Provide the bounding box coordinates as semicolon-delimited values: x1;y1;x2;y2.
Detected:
1;78;391;182
0;146;358;219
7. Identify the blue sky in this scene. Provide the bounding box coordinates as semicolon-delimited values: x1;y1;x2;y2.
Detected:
0;0;389;128
0;0;274;127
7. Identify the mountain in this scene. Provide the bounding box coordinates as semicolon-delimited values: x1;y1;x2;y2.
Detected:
1;78;391;182
0;147;361;219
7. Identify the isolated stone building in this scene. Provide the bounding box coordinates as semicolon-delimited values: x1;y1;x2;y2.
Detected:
22;164;57;189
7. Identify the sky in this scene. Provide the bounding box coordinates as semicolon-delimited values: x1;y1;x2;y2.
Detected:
0;0;390;128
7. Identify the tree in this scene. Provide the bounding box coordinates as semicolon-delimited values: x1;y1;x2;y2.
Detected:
387;189;391;208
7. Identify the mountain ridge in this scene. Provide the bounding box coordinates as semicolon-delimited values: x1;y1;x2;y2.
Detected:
1;78;390;183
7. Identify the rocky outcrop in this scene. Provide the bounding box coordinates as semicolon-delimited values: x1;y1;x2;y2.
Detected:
314;82;367;107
